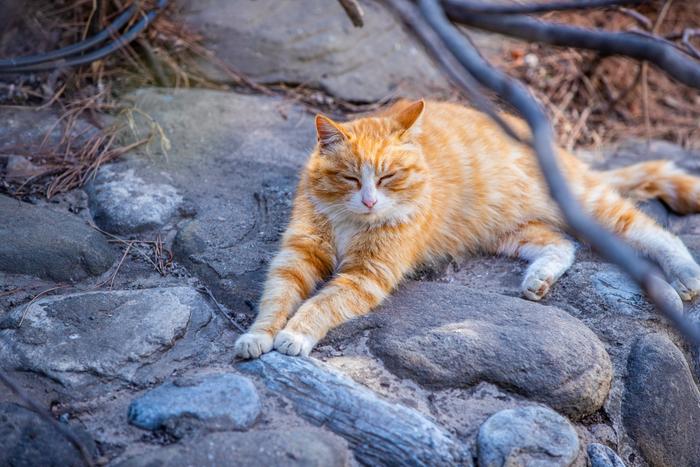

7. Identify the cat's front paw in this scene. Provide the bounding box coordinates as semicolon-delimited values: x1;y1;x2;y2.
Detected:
667;260;700;301
521;270;555;301
273;329;317;357
234;332;273;359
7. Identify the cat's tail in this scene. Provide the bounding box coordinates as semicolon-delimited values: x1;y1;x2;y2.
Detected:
601;160;700;214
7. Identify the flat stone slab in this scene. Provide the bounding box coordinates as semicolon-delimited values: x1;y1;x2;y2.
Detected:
477;406;580;467
86;165;182;234
240;352;472;466
128;373;260;432
622;333;700;467
0;402;98;467
114;429;351;467
183;0;449;102
0;195;115;281
365;281;612;417
0;287;210;386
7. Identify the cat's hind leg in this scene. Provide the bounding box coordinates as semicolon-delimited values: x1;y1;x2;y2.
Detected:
497;222;576;301
584;184;700;300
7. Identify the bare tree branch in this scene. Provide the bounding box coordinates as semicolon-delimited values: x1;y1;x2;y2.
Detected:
442;7;700;90
337;0;365;27
682;28;700;59
384;0;700;344
383;0;526;143
443;0;645;15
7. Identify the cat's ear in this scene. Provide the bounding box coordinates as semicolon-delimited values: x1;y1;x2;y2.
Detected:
315;114;348;154
394;99;425;137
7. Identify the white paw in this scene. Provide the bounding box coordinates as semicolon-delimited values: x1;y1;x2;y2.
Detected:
522;270;555;301
273;329;317;357
234;332;273;359
667;260;700;301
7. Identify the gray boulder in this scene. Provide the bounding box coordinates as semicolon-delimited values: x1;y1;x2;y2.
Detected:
0;195;115;281
587;443;626;467
239;352;472;466
365;281;612;417
120;88;314;311
183;0;449;102
128;373;260;432
622;333;700;467
0;402;98;467
86;164;182;234
477;406;580;467
114;428;351;467
0;287;210;386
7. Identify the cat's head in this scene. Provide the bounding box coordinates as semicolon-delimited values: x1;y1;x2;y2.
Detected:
307;100;430;226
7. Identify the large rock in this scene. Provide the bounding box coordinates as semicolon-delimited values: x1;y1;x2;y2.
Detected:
128;373;260;432
86;164;182;234
622;333;700;467
477;406;580;467
0;195;115;281
0;287;212;386
115;429;351;467
365;281;612;417
0;402;98;467
120;88;314;312
240;352;472;466
183;0;449;102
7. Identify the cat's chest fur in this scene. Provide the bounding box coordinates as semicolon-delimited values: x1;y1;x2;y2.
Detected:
331;220;362;260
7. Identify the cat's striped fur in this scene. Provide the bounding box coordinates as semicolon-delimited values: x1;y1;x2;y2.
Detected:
235;100;700;358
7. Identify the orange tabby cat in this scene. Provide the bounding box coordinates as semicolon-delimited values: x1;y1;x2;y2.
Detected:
235;99;700;359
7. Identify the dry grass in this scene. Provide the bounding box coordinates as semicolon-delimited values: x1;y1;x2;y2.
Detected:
499;1;700;150
0;0;204;198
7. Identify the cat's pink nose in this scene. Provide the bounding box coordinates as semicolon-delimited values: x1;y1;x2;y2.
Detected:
362;198;377;209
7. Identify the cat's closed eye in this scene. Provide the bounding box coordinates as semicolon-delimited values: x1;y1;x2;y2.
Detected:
341;175;360;188
377;172;397;186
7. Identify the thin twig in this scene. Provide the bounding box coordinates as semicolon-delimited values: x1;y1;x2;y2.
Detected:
94;241;133;289
681;29;700;60
337;0;365;27
617;7;653;30
18;285;69;328
196;285;246;333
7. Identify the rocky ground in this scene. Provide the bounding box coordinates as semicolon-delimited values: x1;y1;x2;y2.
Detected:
2;1;700;467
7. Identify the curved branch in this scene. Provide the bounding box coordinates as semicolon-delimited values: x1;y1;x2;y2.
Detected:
383;0;525;143
408;0;700;344
443;9;700;90
443;0;646;15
